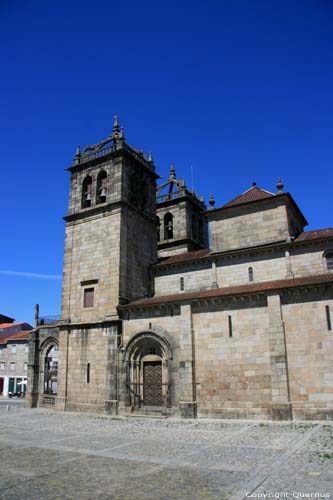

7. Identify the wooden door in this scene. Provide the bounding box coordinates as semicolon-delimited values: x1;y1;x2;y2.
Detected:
143;361;162;406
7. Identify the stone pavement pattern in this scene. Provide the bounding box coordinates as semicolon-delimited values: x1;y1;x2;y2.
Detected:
0;408;332;500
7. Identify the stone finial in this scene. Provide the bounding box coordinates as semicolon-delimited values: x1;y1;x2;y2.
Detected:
113;114;120;134
209;193;215;209
148;152;154;163
169;164;176;179
252;181;257;187
73;145;81;165
118;127;124;140
34;303;39;327
277;176;284;193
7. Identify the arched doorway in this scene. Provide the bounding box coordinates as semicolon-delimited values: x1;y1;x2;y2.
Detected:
123;332;172;413
43;343;58;395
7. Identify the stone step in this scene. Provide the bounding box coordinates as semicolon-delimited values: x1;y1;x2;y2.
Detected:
124;413;168;419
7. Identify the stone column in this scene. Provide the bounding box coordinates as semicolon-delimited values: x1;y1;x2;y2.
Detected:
105;324;119;415
211;260;218;288
56;327;69;411
25;330;40;408
177;304;197;418
285;249;294;278
267;293;292;420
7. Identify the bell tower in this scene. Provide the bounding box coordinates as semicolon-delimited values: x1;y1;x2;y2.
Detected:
61;116;158;324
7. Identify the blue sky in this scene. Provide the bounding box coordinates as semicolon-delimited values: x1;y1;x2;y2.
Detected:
1;0;332;325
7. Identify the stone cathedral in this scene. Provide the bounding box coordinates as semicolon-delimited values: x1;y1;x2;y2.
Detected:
27;117;333;420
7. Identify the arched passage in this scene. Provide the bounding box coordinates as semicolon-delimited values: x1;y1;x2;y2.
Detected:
123;332;172;413
42;341;59;395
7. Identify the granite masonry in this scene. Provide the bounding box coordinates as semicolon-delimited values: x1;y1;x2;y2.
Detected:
26;117;333;420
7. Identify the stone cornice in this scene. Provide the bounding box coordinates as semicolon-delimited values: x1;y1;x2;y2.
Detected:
63;200;156;225
119;273;333;311
154;234;333;271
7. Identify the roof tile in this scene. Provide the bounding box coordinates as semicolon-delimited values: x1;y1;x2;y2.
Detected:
222;186;275;208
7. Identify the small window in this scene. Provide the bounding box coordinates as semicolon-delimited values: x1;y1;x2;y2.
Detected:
228;315;233;338
83;288;94;308
326;305;332;331
0;349;3;356
96;170;107;204
25;345;29;354
24;362;28;371
248;267;254;282
10;362;16;371
11;345;17;354
86;363;90;383
0;362;5;371
164;213;173;240
325;253;333;271
180;277;184;291
82;175;93;208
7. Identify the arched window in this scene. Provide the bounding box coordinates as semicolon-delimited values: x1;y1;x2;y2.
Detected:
248;267;254;282
82;175;92;208
96;171;107;204
164;213;173;240
157;216;161;242
44;344;58;395
325;252;333;272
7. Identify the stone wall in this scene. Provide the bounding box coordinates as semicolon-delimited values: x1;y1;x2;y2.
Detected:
209;200;289;252
192;298;273;418
61;210;122;322
282;291;333;419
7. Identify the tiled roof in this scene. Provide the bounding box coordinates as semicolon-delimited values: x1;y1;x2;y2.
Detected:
295;228;333;242
121;273;333;309
0;314;14;323
6;330;31;341
0;330;30;346
222;186;275;208
0;323;22;329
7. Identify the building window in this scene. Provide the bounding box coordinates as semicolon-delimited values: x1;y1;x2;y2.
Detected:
11;345;17;354
82;175;93;208
10;362;16;371
25;345;29;354
164;213;173;240
96;170;107;204
180;277;184;291
325;252;333;271
24;362;28;371
0;362;5;371
0;349;3;356
228;316;233;338
326;305;332;331
86;363;90;384
83;288;94;308
248;267;254;282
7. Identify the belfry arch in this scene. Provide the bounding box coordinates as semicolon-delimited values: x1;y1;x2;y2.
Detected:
123;331;172;415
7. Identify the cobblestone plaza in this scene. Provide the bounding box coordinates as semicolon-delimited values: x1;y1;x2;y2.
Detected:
0;407;332;499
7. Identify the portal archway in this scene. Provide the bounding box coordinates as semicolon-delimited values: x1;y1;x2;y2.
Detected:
123;332;172;413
